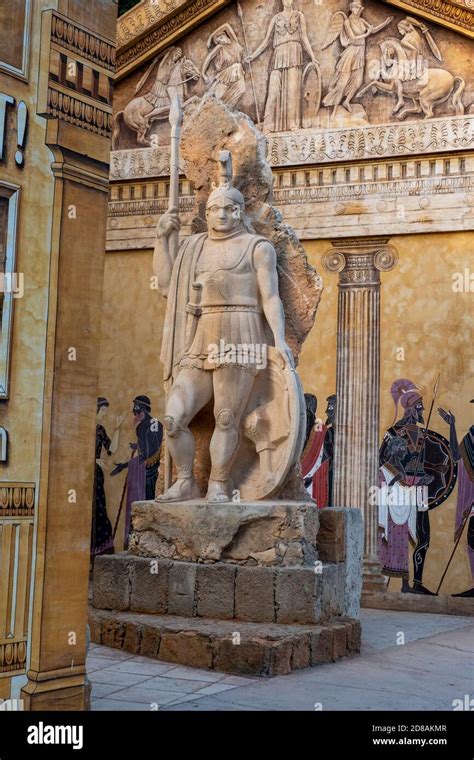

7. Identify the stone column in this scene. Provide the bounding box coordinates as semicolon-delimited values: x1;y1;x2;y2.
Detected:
323;239;397;591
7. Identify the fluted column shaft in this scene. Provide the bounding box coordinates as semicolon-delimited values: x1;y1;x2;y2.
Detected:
324;240;397;584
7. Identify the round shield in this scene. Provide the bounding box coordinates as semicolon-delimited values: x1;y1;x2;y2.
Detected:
231;346;306;500
380;428;458;510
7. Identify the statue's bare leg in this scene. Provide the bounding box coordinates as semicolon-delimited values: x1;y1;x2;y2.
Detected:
207;367;255;503
157;369;213;502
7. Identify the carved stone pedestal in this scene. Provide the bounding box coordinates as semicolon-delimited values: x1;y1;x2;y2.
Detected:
90;504;364;677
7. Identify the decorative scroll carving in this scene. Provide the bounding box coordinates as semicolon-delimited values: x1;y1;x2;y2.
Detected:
110;115;474;178
110;147;174;179
267;115;474;166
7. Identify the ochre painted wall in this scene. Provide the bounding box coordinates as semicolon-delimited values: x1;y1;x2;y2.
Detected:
99;230;473;594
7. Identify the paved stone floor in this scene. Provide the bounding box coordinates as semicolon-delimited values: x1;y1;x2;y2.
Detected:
88;609;474;711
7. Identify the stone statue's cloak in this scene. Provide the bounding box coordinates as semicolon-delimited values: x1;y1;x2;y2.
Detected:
161;232;207;383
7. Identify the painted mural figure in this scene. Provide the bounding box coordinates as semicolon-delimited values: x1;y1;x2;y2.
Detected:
378;436;429;591
92;398;125;557
301;393;336;507
380;380;436;594
248;0;318;132
322;1;392;116
439;401;474;597
111;395;163;548
201;24;246;108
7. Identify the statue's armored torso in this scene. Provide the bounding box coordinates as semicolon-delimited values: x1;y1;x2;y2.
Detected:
180;232;270;373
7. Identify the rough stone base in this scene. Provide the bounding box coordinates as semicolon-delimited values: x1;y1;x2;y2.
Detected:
129;500;320;567
362;590;474;616
89;608;361;677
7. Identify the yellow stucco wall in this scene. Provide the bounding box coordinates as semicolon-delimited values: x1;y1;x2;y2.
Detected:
99;230;473;594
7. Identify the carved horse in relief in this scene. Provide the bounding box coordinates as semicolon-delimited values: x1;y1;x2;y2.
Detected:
112;47;201;147
356;38;465;119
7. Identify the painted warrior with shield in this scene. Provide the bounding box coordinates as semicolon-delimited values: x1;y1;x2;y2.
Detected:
380;378;457;594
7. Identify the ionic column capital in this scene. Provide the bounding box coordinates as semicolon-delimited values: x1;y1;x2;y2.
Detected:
322;238;398;287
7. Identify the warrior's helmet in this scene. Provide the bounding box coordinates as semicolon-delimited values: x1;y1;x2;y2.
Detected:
390;378;422;424
206;150;245;213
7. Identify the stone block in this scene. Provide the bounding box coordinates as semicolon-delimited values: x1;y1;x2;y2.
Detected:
291;635;311;670
100;617;126;650
235;566;275;622
159;631;213;669
167;561;197;617
268;640;293;676
321;562;345;619
140;625;161;658
346;619;362;652
130;556;170;614
275;567;321;624
124;621;142;655
317;509;345;562
342;507;364;618
92;554;130;611
214;637;268;676
88;614;102;645
331;623;348;660
310;627;333;665
196;563;236;620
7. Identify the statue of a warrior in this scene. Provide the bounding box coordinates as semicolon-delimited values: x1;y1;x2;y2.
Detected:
153;151;299;504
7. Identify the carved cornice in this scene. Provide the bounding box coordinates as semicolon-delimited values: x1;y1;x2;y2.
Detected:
116;0;230;80
383;0;474;38
51;12;116;71
37;11;114;139
46;87;112;137
117;0;189;48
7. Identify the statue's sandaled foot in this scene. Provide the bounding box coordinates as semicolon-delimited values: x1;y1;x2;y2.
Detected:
343;99;352;113
156;476;200;503
206;480;230;503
